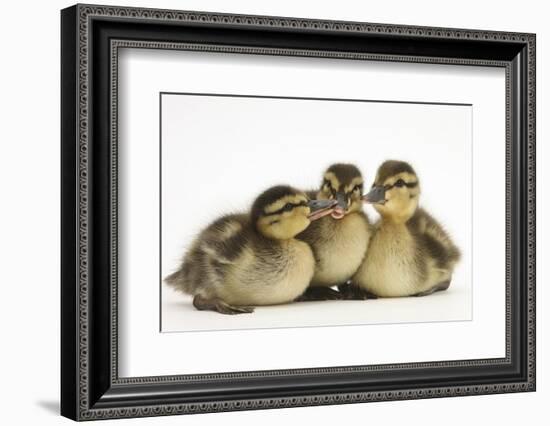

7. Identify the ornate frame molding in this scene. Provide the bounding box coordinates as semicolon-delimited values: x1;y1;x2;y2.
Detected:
61;4;535;421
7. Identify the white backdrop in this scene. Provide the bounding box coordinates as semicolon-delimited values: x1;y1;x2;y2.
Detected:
160;92;473;332
0;1;547;425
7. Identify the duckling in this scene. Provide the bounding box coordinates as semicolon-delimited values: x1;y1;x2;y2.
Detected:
350;160;461;298
164;185;337;314
296;164;372;300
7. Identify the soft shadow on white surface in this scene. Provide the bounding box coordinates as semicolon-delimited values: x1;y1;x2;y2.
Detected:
162;283;471;333
35;401;59;416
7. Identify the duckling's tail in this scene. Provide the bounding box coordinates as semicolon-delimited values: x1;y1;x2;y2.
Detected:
164;270;180;286
164;269;190;294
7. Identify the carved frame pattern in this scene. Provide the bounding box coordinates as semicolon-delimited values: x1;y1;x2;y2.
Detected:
61;3;536;421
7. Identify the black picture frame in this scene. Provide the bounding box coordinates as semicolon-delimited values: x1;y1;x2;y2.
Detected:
61;3;536;421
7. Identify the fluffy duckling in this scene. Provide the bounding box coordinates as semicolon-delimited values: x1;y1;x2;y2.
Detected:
350;160;461;298
296;164;372;300
165;185;337;314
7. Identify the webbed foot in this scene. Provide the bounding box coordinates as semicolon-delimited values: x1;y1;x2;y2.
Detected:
193;295;254;315
295;286;343;301
414;280;451;297
337;283;378;300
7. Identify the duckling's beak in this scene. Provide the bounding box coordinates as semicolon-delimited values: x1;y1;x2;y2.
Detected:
307;199;338;221
330;191;348;219
363;186;386;204
335;192;348;210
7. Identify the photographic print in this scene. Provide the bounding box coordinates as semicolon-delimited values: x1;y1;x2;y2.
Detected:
160;93;472;332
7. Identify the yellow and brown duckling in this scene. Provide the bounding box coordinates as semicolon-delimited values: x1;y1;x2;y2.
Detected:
348;160;461;298
296;163;372;300
165;185;337;314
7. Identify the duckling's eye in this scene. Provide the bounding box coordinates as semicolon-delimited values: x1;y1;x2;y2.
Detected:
324;180;332;191
394;179;406;188
353;184;362;192
283;203;294;212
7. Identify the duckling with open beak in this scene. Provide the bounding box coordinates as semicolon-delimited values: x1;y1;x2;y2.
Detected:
307;198;340;220
296;164;373;301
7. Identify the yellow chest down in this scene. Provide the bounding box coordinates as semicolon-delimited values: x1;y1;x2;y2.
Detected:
221;240;316;306
311;213;370;287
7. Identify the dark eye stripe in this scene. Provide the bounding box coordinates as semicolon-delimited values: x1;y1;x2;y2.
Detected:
263;201;308;216
385;180;418;190
323;180;336;194
340;184;363;198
